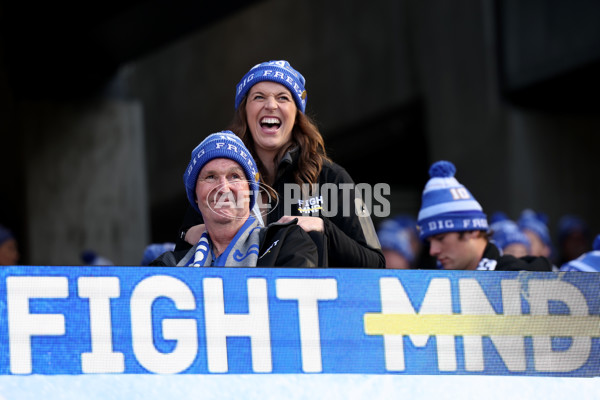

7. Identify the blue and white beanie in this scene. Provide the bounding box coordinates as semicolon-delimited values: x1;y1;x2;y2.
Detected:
184;131;260;215
517;209;552;248
560;234;600;272
377;216;418;263
417;160;488;240
489;212;530;252
235;60;307;112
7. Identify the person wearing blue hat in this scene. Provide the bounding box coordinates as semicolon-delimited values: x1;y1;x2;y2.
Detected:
0;225;20;266
377;215;420;269
489;212;531;258
556;214;592;266
517;209;553;259
140;242;175;266
176;60;384;268
151;131;318;267
416;160;552;271
560;234;600;272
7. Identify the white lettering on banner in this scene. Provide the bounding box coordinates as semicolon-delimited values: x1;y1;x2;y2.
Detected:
459;279;525;371
130;275;198;374
379;278;455;371
367;278;596;373
529;280;590;372
78;277;124;373
203;278;272;373
276;279;338;373
7;276;68;374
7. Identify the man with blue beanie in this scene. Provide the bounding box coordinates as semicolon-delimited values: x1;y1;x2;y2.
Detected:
560;234;600;272
416;160;552;271
150;131;318;267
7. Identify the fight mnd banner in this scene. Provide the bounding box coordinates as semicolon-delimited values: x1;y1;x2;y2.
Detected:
0;267;598;377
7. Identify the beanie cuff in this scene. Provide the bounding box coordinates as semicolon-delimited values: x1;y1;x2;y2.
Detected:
417;213;488;240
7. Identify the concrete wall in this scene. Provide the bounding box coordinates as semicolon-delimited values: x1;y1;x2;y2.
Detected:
19;98;149;265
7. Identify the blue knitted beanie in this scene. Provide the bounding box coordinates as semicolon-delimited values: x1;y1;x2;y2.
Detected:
377;216;418;263
517;209;552;248
417;160;488;240
560;234;600;272
235;60;307;112
0;225;14;246
489;213;531;253
184;131;260;215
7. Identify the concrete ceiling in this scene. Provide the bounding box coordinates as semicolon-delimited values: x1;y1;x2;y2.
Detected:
1;0;261;99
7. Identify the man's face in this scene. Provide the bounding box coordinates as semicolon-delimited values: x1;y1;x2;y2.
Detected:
427;231;482;270
195;158;251;225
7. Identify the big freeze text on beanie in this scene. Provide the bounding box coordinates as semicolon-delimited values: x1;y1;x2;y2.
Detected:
235;60;307;112
417;160;488;240
184;131;259;215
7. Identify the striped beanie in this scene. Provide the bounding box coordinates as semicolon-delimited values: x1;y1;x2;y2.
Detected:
235;60;307;112
184;131;260;215
489;212;531;252
377;215;418;263
560;234;600;272
417;160;488;240
517;209;552;248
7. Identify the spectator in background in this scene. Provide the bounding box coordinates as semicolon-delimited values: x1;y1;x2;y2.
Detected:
517;209;553;259
489;212;531;258
560;234;600;272
81;250;114;266
416;160;552;271
141;242;176;265
556;214;592;267
0;225;20;266
377;215;420;269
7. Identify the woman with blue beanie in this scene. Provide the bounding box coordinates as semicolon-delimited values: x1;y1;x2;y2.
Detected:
176;60;384;268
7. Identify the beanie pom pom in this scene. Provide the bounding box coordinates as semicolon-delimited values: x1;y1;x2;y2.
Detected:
429;160;456;178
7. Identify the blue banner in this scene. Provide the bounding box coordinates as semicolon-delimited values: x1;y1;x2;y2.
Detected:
0;267;598;376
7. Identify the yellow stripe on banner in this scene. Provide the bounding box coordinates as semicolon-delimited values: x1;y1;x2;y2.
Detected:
363;313;600;337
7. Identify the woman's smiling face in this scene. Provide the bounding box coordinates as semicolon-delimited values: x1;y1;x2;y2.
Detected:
245;81;297;158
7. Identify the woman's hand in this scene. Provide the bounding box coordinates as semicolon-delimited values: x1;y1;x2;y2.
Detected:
185;224;206;245
278;216;324;233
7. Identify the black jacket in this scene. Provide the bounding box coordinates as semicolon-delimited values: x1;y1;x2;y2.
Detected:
176;150;384;268
479;242;553;271
152;220;319;267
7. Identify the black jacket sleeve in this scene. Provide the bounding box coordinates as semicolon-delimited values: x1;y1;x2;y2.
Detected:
320;164;385;268
257;221;319;268
174;205;204;252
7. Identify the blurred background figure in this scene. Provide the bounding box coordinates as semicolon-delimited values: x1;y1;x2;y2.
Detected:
80;250;114;266
556;214;592;267
376;215;420;269
0;225;20;266
140;242;175;266
489;212;531;258
517;209;553;259
560;234;600;272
